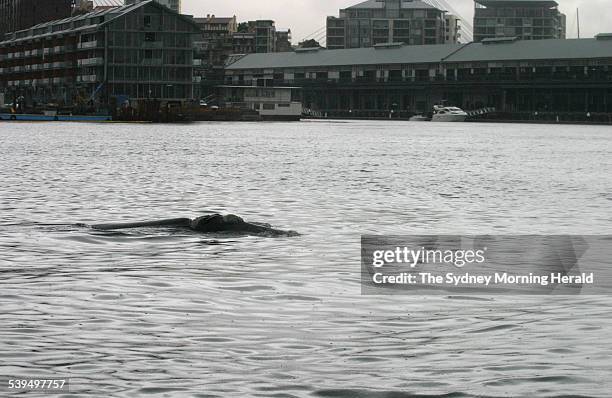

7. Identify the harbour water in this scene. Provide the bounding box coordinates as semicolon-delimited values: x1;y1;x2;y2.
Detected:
1;120;611;397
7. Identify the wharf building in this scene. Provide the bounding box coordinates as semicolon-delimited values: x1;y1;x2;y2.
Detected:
0;1;200;107
473;0;566;42
0;0;72;37
326;0;453;50
224;36;612;120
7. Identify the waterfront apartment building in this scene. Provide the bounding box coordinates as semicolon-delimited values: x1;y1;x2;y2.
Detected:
125;0;181;14
326;0;449;50
193;15;237;67
248;20;277;53
444;14;461;44
0;1;200;106
474;0;566;42
0;0;72;37
224;35;612;118
275;30;292;53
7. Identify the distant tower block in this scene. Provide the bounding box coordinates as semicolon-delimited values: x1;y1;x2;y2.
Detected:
125;0;180;13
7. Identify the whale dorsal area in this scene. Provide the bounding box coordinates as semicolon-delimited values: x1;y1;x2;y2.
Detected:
92;218;192;230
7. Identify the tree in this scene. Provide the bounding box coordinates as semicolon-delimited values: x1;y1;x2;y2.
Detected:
237;22;249;33
299;39;321;49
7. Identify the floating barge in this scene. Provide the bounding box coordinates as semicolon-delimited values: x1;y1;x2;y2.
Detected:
0;113;112;122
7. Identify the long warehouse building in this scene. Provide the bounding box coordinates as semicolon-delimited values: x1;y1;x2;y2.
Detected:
224;36;612;119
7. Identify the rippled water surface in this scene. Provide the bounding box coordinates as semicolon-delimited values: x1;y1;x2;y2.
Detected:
1;120;612;397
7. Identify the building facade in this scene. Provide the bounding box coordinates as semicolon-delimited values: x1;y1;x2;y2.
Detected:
249;20;276;53
0;0;72;37
125;0;181;14
0;1;200;106
193;15;237;68
224;36;612;119
326;0;449;50
275;30;292;52
444;14;461;44
474;0;566;42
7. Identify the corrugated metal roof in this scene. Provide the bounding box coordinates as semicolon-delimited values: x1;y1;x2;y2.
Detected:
226;38;612;71
226;44;464;70
1;0;199;45
445;38;612;62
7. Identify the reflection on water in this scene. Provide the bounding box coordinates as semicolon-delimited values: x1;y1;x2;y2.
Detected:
1;121;611;397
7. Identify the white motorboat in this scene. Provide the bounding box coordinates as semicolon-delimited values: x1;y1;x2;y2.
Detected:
431;105;468;122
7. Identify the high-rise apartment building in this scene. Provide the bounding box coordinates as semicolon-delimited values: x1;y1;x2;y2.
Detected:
473;0;566;42
444;14;461;44
326;0;449;50
125;0;180;14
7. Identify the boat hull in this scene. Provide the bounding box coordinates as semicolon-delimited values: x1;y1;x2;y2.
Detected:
431;114;467;122
0;114;112;122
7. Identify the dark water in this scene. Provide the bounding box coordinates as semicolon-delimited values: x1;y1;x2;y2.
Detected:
1;120;611;397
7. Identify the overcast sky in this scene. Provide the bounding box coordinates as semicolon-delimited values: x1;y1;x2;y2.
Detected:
182;0;611;44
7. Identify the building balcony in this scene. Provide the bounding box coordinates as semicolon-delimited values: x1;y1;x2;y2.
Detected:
78;57;104;66
78;41;98;49
32;78;51;86
141;58;163;66
142;41;163;48
77;75;98;83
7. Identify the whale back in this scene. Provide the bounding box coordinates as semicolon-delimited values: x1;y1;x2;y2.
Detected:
92;218;191;230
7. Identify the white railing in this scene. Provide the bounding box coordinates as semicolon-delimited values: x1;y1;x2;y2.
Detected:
78;41;98;49
78;57;104;66
77;75;98;82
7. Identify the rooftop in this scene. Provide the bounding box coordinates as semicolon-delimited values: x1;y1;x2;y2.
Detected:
226;37;612;70
227;43;464;69
346;0;439;10
1;0;198;45
194;17;236;25
475;0;559;7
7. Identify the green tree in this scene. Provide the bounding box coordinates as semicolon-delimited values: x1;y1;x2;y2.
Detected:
298;39;321;48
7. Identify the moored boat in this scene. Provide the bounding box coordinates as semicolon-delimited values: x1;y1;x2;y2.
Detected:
431;105;468;122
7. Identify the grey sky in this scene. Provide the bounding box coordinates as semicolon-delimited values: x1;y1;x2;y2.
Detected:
182;0;612;44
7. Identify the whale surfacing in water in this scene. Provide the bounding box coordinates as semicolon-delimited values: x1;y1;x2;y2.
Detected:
92;214;298;236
